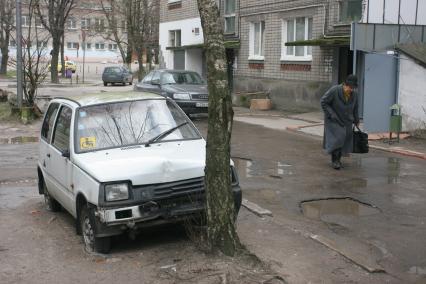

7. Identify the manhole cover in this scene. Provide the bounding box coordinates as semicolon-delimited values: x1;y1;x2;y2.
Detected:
301;198;380;221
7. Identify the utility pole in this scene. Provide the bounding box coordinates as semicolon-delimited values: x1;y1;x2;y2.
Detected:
15;0;23;108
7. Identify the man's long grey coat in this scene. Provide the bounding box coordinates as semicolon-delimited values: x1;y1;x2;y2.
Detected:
320;84;359;154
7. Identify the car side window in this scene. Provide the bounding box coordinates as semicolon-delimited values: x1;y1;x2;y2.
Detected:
142;72;154;84
151;71;160;84
52;106;72;153
41;103;59;142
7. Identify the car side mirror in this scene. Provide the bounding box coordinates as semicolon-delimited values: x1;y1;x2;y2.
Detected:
62;150;70;158
151;79;160;86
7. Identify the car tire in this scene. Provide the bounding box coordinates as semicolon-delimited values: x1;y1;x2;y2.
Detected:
80;205;111;254
129;81;133;85
43;181;61;212
103;82;107;86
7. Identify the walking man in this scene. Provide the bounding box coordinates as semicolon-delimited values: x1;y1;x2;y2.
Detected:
321;75;360;169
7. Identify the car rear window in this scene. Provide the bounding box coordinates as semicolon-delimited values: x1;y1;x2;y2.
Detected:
104;67;121;74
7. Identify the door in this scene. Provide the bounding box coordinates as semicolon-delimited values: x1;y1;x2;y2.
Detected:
139;71;161;93
40;103;60;195
49;105;74;213
173;50;185;70
363;53;397;132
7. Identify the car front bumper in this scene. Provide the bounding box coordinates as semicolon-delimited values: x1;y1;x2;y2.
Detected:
175;100;209;114
94;185;242;237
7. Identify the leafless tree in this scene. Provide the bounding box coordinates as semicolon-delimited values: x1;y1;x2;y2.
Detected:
35;0;76;83
0;0;15;75
196;0;241;256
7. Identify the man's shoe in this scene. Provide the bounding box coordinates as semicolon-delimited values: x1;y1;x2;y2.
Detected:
332;161;341;170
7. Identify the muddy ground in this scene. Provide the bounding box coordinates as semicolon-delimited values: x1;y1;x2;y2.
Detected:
1;116;426;283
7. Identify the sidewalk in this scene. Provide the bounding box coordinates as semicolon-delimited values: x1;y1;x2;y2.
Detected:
233;107;426;160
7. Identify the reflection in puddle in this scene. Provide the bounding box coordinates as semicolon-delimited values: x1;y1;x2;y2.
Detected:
233;157;293;178
356;157;402;185
301;198;380;221
408;266;426;275
0;136;39;144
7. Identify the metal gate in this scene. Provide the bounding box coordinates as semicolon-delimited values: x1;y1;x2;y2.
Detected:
363;53;397;132
173;50;185;70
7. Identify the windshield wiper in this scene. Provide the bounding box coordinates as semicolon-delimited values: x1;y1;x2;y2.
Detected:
145;122;188;147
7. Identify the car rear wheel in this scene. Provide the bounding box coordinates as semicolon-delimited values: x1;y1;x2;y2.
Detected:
103;82;107;86
80;205;111;254
129;81;133;85
43;181;61;212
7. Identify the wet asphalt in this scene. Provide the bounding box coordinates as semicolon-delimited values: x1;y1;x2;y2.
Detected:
0;117;425;283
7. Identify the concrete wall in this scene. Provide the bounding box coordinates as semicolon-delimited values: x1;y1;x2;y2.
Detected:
185;49;203;75
398;54;426;131
159;17;204;69
234;76;331;111
160;0;200;23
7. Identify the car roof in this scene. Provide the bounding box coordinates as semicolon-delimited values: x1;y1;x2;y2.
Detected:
156;69;199;74
55;91;164;107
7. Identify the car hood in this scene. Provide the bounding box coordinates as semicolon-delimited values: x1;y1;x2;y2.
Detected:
162;84;208;94
73;139;206;185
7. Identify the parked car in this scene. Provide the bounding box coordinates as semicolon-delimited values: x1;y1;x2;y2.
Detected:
102;66;133;86
37;91;242;253
134;69;208;115
48;60;77;73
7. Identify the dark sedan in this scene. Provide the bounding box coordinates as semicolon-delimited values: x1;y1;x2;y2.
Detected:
102;66;133;86
134;69;208;115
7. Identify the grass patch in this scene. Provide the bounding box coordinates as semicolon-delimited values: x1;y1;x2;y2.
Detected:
0;102;19;122
6;70;16;78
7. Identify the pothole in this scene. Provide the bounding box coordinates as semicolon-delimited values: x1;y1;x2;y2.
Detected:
301;198;380;222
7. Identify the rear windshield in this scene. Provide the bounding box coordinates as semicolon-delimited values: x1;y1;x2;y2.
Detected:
75;99;201;153
161;71;204;85
104;67;121;74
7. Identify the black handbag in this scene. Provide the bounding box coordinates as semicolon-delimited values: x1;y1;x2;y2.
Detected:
353;125;369;153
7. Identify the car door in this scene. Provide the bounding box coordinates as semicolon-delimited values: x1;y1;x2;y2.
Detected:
48;104;75;213
144;71;162;94
40;103;60;195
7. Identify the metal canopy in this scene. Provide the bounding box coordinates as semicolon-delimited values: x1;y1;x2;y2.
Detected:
285;37;350;47
165;40;240;51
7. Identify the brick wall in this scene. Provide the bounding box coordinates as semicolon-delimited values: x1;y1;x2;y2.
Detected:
160;0;201;23
235;4;333;83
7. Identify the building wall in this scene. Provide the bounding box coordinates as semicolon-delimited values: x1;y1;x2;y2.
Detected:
234;3;333;110
185;49;203;75
398;54;426;131
160;0;200;23
159;17;204;69
363;0;426;25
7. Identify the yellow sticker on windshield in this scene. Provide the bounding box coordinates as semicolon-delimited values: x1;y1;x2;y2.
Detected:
80;137;96;149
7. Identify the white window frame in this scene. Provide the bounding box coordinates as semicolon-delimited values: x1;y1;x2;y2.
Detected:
224;0;236;34
108;43;117;50
249;21;265;61
67;18;77;30
81;18;91;30
95;43;105;50
21;15;29;27
167;0;181;3
35;17;43;28
281;17;313;61
168;30;181;47
67;42;78;49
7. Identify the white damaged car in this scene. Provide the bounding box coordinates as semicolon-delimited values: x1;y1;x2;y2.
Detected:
37;92;242;253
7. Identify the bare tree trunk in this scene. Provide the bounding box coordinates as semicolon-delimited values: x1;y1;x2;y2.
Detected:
0;44;9;74
61;33;65;76
50;37;60;83
196;0;240;256
135;47;145;81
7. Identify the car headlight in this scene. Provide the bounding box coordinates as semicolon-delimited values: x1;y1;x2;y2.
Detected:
173;93;190;100
105;183;129;201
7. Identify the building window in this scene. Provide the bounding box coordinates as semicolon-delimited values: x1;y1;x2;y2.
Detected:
86;43;91;49
21;15;29;27
94;18;105;32
67;42;79;49
67;18;77;30
37;41;48;48
249;21;265;60
282;17;313;61
339;0;362;23
9;40;16;47
169;30;181;47
194;27;200;36
224;0;236;34
108;43;117;50
35;17;43;28
95;43;105;50
81;18;91;30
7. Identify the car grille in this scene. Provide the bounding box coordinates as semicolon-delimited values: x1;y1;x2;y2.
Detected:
191;94;208;100
134;177;205;200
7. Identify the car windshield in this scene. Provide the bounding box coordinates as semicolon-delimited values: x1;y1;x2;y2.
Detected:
75;99;201;152
161;71;204;85
104;67;121;74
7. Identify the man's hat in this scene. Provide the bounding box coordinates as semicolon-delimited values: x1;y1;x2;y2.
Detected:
345;74;358;87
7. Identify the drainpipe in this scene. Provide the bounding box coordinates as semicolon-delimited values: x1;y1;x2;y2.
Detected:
351;22;357;75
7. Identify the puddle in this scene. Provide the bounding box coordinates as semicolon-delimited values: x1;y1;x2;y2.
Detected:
408;266;426;275
355;157;402;185
301;198;380;221
0;136;39;144
233;157;293;178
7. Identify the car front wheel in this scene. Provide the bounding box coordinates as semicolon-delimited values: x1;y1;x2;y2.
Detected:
80;205;111;254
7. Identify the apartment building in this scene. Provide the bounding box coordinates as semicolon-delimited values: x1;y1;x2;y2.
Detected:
8;0;127;62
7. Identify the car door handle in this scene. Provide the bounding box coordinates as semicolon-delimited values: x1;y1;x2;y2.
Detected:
46;153;51;158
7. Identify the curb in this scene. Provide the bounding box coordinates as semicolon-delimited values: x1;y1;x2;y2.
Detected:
369;145;426;160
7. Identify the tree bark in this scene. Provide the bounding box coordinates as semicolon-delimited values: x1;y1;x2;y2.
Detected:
0;45;9;74
50;37;60;83
196;0;240;256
